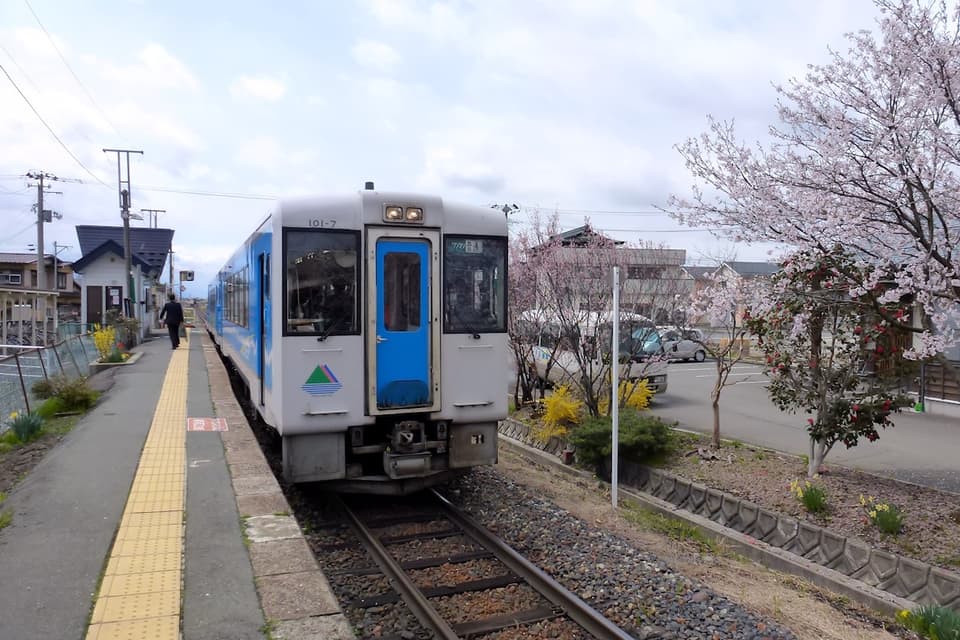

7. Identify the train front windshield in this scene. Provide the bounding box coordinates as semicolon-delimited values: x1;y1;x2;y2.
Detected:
443;236;507;333
284;229;360;336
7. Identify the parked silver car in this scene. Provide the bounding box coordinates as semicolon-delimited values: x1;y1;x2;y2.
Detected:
658;327;707;362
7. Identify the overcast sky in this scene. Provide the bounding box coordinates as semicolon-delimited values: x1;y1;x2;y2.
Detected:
0;0;881;296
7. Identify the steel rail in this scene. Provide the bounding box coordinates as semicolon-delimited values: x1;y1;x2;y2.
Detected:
430;489;635;640
336;497;460;640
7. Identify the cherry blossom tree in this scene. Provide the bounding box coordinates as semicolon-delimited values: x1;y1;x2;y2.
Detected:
684;270;758;448
746;249;913;477
508;211;684;417
669;0;960;362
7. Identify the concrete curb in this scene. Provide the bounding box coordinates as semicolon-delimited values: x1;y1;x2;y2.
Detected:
498;419;959;617
201;333;356;640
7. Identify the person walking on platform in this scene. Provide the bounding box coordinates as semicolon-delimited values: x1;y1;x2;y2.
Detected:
159;293;184;349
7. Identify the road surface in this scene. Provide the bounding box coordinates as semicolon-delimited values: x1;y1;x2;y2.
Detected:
651;361;960;492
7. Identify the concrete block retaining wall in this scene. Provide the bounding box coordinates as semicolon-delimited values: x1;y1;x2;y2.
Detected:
498;419;960;612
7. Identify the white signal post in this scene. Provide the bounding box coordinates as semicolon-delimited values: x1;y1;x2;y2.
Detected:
178;270;194;301
611;266;620;509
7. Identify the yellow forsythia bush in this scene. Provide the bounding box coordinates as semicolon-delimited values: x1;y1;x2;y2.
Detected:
92;324;117;361
534;384;583;441
599;379;654;415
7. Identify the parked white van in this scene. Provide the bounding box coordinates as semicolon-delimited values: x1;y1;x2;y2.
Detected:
520;311;669;394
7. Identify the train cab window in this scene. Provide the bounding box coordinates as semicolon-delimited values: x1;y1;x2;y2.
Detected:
443;235;507;333
284;229;360;336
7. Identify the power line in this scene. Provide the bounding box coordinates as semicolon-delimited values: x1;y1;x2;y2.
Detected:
550;208;667;216
0;42;41;94
23;0;126;142
0;61;111;187
69;177;277;200
139;185;278;200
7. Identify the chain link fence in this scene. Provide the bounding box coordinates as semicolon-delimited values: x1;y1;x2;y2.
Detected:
0;334;100;434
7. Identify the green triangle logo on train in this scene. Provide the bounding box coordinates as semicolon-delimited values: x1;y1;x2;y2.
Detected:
302;364;342;396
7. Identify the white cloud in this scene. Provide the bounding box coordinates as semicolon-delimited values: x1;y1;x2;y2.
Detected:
102;43;198;91
230;75;287;102
110;102;204;151
351;39;400;71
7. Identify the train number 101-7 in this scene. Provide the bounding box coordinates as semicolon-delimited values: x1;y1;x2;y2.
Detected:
307;218;337;228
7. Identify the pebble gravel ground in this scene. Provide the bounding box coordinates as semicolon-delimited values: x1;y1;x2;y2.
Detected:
442;467;800;640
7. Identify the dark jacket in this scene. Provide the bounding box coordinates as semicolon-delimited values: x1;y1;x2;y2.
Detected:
160;301;184;325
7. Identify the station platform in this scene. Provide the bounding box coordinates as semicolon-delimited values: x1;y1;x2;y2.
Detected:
0;329;356;640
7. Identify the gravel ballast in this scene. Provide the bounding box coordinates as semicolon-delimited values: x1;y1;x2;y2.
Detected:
441;467;799;640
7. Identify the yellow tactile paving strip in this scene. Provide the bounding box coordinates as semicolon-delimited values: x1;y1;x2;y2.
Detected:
86;336;189;640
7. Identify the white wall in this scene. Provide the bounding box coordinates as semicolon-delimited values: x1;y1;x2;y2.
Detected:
77;252;154;340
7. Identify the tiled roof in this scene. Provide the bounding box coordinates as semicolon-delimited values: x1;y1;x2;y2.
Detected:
71;239;152;273
682;265;717;280
75;225;173;272
0;252;42;264
723;261;780;277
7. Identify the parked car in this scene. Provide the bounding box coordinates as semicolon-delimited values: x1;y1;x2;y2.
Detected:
520;310;669;394
658;326;707;362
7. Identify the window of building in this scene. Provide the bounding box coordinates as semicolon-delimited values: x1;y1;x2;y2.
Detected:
628;266;665;280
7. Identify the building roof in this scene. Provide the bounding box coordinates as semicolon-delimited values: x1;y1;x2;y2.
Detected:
681;265;717;280
75;225;173;273
549;224;625;247
71;239;153;274
0;252;41;265
722;261;780;277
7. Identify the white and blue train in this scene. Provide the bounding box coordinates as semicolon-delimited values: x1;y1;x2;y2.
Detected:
207;183;508;494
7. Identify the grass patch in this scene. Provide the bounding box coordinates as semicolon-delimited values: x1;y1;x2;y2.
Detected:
623;502;720;553
898;605;960;640
935;554;960;568
0;492;11;530
0;430;19;453
43;414;79;437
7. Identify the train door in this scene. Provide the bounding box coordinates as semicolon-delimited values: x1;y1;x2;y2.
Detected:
368;229;440;412
258;253;268;406
215;278;224;336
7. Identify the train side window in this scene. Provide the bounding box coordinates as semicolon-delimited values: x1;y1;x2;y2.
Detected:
443;235;507;334
283;229;360;336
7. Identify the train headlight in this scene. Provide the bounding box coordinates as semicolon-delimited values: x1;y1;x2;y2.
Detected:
383;205;424;223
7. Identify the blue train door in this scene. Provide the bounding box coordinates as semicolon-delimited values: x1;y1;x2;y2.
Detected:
370;232;438;411
258;252;268;406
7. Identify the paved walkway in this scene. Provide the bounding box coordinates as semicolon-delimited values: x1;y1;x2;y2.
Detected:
0;329;354;639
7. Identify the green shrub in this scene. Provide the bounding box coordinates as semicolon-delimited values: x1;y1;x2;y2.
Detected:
860;495;904;535
791;479;828;513
35;397;65;419
31;378;56;400
9;412;43;442
50;376;99;411
569;407;675;469
898;605;960;639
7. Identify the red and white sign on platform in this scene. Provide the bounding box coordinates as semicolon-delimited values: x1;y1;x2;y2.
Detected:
187;417;229;432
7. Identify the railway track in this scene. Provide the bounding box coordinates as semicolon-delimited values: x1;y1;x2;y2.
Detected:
319;489;635;640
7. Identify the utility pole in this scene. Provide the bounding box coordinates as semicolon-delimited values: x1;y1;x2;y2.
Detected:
26;171;59;290
103;149;143;316
140;208;165;228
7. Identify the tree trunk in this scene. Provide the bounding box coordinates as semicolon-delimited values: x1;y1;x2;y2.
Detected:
712;397;721;449
808;437;828;478
711;359;723;448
